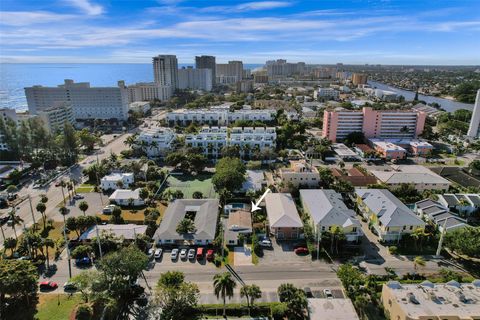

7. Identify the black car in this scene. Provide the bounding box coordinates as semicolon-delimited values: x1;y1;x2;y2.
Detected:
304;287;314;298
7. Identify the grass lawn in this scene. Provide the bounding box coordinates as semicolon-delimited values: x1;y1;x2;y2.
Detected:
36;293;82;320
228;250;235;265
76;184;95;193
164;174;217;199
97;202;166;223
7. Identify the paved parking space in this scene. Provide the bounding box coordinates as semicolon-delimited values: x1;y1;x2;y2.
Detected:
52;192;105;220
258;239;310;266
148;248;215;269
233;246;253;266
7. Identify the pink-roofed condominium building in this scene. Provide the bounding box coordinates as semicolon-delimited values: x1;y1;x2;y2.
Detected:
321;107;426;142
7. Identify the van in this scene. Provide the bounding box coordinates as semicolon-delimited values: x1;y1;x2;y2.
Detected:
196;247;204;260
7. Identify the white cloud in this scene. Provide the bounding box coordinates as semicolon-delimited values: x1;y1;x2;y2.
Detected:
66;0;103;15
200;1;293;13
0;11;75;26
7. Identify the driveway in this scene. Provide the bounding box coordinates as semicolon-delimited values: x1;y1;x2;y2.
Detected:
233;246;253;266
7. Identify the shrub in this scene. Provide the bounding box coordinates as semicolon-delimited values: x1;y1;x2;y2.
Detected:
71;245;93;259
388;246;398;255
75;304;93;320
270;302;288;320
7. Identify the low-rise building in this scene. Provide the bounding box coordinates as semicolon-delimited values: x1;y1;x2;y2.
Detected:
437;194;480;218
409;140;434;156
381;280;480;320
129;101;151;114
355;189;425;242
109;188;145;207
300;189;362;242
354;144;380;160
314;88;339;101
414;199;468;232
136;127;175;157
79;224;147;241
332;143;360;160
308;298;359;320
370;140;407;160
265;193;303;239
278;160;320;188
100;172;134;191
331;167;377;187
369;165;451;192
229;126;277;152
185;126;228;159
153;199;219;245
224;210;252;246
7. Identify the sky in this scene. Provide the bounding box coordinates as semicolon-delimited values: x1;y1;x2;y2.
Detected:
1;0;480;65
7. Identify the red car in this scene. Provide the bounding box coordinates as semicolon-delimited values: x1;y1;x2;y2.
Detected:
294;247;309;255
206;249;214;262
39;281;58;290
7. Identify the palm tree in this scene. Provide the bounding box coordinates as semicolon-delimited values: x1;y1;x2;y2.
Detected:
213;272;237;318
59;206;69;227
7;208;22;240
4;237;17;256
176;218;196;234
78;201;89;216
36;202;47;229
124;133;138;148
240;284;262;315
58;180;67;204
413;256;426;276
42;237;55;269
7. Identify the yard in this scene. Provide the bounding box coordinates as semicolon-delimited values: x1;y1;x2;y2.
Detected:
76;184;95;193
163;174;217;199
97;202;167;223
36;294;82;320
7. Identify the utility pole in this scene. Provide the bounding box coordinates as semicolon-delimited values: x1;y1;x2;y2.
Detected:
436;217;452;257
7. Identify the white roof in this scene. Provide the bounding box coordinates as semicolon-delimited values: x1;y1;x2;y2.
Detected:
308;298;359;320
370;165;450;185
109;188;140;200
300;189;361;228
265;193;303;228
101;172;133;182
79;224;147;240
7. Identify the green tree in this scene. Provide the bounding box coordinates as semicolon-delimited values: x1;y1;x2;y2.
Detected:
176;218;196;234
3;237;17;256
240;284;262;313
212;157;246;193
152;271;200;320
36;202;47;229
192;191;203;199
78;201;89;216
213;272;237;318
70;270;101;303
277;283;308;319
444;226;480;258
0;260;39;319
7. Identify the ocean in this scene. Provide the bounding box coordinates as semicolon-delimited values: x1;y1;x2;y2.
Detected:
0;63;262;111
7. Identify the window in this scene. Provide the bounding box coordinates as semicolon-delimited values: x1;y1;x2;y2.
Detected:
409;226;413;230
352;227;357;232
321;226;325;231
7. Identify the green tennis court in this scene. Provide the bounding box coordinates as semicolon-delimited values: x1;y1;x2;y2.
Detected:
164;174;217;199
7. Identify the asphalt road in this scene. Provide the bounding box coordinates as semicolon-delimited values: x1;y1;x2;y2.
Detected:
0;133;131;244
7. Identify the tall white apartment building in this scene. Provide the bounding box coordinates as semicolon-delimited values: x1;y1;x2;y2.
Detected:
166;104;275;126
177;67;213;92
216;61;243;82
127;82;173;103
136;127;175;157
229;127;277;151
314;88;339;101
153;55;178;88
37;102;75;133
467;89;480;138
185;127;228;158
25;79;129;121
184;126;276;159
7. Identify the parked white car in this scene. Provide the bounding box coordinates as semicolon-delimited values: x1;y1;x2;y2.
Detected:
180;248;188;259
102;205;116;214
187;249;195;260
323;289;333;299
154;248;163;259
171;248;179;261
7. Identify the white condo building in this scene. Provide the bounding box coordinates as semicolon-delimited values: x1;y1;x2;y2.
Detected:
127;82;173;103
37;103;75;133
314;87;339;100
216;61;243;82
167;104;275;126
177;67;213;92
136;127;176;157
185;126;276;159
25;79;129;121
467;89;480;138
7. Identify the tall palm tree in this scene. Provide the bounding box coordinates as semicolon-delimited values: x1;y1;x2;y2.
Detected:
7;208;22;240
36;202;47;229
78;201;89;216
240;284;262;315
213;272;237;318
42;237;55;269
58;180;67;204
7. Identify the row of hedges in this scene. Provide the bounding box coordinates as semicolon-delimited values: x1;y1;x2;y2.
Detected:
198;302;286;318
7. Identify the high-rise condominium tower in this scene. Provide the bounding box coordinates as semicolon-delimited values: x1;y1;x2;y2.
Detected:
195;55;216;85
153;55;178;88
467;89;480;138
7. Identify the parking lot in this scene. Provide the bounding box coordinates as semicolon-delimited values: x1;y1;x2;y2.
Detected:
51;192;105;220
258;239;312;266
